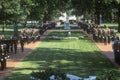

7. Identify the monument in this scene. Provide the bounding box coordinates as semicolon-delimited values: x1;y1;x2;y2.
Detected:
64;14;71;36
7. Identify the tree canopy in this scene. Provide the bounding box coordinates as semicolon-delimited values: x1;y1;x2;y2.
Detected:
0;0;120;31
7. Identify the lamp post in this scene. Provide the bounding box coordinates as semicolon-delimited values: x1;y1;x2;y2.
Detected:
100;14;102;24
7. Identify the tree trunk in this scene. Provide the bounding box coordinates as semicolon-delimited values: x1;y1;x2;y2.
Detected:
43;16;47;23
43;12;48;23
95;13;100;25
94;0;101;25
2;22;5;34
43;11;51;23
13;22;18;38
118;4;120;33
23;20;27;28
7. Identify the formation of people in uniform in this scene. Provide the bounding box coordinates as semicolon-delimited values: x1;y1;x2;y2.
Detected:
0;36;18;70
0;20;119;70
0;22;56;71
78;21;116;44
78;21;120;65
0;44;7;70
112;38;120;64
20;22;55;44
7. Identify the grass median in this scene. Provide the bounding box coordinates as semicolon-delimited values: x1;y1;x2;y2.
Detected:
6;30;120;80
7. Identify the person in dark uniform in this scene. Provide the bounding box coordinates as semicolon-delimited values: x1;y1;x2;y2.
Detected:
5;39;10;53
0;44;7;70
112;39;120;64
93;28;98;42
20;36;25;52
102;28;108;45
112;40;117;63
14;38;18;54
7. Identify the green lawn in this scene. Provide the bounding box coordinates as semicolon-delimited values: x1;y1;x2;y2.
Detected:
5;30;120;80
0;23;32;37
100;23;118;28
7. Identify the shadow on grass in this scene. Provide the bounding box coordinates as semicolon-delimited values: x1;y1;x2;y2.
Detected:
5;30;120;80
5;47;120;80
0;30;21;37
42;31;91;43
0;31;13;35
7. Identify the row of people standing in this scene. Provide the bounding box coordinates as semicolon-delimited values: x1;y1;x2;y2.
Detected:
0;36;18;70
0;28;40;70
78;21;120;65
0;28;38;70
20;28;40;44
20;22;56;44
0;22;57;71
0;36;18;54
78;21;116;45
0;44;7;70
112;36;120;65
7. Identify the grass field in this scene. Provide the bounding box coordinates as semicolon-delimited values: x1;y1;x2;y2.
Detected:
100;23;118;30
0;23;33;37
5;30;120;80
100;23;118;27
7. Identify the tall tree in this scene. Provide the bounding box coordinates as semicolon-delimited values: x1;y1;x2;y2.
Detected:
71;0;94;22
42;0;71;23
116;0;120;32
0;0;33;37
20;0;34;27
103;0;120;32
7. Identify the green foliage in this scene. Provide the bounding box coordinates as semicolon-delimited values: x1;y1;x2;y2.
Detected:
97;70;117;80
30;68;69;80
71;0;95;16
0;0;119;24
0;0;33;24
28;0;71;22
0;0;120;31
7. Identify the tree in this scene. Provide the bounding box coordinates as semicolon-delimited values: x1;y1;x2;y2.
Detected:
0;0;33;37
103;0;120;32
28;0;71;23
116;0;120;32
20;0;34;27
42;0;71;23
71;0;95;22
0;0;13;34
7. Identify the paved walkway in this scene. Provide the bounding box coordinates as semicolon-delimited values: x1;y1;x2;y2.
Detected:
85;32;120;69
95;41;120;68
